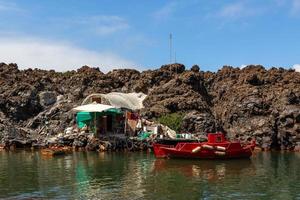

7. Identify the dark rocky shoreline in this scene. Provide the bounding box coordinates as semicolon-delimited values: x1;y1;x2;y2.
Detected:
0;63;299;151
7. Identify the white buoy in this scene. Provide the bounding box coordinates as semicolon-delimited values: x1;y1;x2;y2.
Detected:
202;144;214;150
192;146;201;153
215;146;226;151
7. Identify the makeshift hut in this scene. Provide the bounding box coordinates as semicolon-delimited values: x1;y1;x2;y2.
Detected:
76;92;147;137
73;103;124;137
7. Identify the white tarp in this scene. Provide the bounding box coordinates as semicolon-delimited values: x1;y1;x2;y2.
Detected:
81;92;147;110
73;103;114;112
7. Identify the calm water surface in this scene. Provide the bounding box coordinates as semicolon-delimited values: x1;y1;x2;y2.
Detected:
0;150;300;200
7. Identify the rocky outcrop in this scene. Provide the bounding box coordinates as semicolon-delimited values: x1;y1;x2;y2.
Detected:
206;65;300;150
0;62;299;150
142;70;211;117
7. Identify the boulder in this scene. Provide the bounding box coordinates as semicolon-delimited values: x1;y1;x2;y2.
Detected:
39;91;57;106
160;63;185;73
191;65;200;72
181;111;217;133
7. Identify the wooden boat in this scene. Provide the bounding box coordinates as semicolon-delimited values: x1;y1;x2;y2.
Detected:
41;149;65;156
153;132;256;159
41;147;72;157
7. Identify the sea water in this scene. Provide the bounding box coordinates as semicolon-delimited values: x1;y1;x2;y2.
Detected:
0;151;299;199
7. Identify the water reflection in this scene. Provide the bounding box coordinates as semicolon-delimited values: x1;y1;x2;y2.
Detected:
0;151;300;199
152;159;256;181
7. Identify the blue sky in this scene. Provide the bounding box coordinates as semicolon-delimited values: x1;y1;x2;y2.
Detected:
0;0;299;72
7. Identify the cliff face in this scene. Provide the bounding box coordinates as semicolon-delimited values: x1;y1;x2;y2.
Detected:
0;63;299;150
205;66;300;149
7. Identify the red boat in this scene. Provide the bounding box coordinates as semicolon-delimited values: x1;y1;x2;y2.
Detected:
153;132;256;159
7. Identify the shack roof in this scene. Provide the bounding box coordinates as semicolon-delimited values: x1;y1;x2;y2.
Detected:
81;92;146;111
73;103;115;113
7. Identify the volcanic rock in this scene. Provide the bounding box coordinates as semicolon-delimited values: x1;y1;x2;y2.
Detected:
39;91;57;106
0;62;299;150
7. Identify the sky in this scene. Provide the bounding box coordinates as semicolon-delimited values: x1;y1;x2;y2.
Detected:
0;0;299;72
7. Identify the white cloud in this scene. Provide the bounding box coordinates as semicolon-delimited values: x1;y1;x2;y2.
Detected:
275;0;286;6
293;64;300;72
152;1;201;21
272;0;300;16
73;15;129;35
219;2;244;18
0;37;137;72
218;2;259;19
291;0;300;15
153;2;178;20
0;1;23;12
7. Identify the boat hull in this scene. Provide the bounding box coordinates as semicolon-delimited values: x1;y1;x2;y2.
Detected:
153;143;172;158
153;142;255;159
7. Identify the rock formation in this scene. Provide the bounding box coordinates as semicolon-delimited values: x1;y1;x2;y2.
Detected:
0;62;299;150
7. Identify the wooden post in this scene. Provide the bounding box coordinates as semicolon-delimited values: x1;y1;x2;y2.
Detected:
94;112;97;137
124;111;127;136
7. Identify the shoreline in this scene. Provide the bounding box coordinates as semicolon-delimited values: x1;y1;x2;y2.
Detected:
1;148;300;156
0;135;155;153
1;143;300;153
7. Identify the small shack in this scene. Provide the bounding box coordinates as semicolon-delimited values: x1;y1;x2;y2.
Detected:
73;103;123;137
74;92;147;137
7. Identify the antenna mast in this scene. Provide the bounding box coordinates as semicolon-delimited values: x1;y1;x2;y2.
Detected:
169;33;172;64
174;51;176;63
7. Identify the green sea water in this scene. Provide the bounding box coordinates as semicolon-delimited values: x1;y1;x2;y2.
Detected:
0;151;300;200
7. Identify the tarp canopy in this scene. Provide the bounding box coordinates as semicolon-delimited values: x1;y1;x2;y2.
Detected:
81;92;147;110
106;108;123;114
73;103;115;112
76;112;92;128
77;112;92;121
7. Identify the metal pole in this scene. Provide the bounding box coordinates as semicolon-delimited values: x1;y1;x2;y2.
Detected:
175;51;176;63
169;33;172;64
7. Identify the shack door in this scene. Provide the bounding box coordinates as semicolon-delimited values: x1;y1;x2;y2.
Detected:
107;115;113;132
